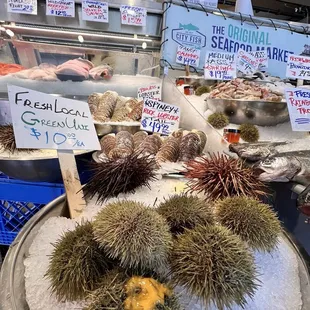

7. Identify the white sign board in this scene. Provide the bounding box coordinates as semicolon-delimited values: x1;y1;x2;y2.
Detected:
8;85;100;150
286;54;310;80
46;0;75;17
137;83;162;101
204;51;236;80
82;0;108;23
7;0;37;14
237;49;259;75
250;50;268;71
285;88;310;131
176;45;201;67
140;98;180;135
187;0;218;7
120;5;147;27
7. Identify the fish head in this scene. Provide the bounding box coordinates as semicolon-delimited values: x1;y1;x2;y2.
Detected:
255;156;300;182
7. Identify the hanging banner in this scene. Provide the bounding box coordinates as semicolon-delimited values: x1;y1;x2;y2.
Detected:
137;83;162;101
8;85;100;150
204;51;236;80
250;50;268;70
46;0;75;17
187;0;218;7
286;54;310;80
82;0;108;23
176;45;201;67
285;88;310;131
120;5;147;27
7;0;37;14
162;4;310;78
237;49;259;75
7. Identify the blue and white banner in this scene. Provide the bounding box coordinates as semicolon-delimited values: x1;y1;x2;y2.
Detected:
162;4;310;78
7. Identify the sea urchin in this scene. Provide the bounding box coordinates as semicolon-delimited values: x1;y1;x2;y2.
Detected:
185;153;267;200
93;200;172;270
207;112;229;129
215;196;282;252
83;152;156;204
239;123;260;143
169;225;258;309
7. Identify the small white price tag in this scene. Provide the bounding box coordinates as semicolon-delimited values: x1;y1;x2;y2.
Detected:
7;0;37;15
286;54;310;80
82;0;108;23
137;83;162;101
46;0;75;17
120;5;147;27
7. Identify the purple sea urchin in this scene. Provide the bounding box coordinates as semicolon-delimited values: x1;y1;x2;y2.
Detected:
215;196;282;252
207;112;229;129
93;200;172;270
169;225;258;309
239;123;260;143
83;152;156;204
185;153;267;200
157;194;214;235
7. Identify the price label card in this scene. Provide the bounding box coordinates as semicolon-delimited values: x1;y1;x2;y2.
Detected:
137;83;162;101
46;0;75;17
237;49;259;75
140;98;180;135
204;51;236;80
187;0;218;7
7;0;37;15
82;0;108;23
176;45;201;68
8;85;100;150
286;54;310;80
249;51;268;71
285;88;310;131
120;5;146;27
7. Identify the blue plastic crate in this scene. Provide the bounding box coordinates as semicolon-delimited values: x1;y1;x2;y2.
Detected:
0;174;65;245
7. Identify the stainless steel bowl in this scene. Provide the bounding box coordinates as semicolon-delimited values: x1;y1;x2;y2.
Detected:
206;98;289;126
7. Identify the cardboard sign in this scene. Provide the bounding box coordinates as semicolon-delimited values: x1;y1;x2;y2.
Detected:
137;84;162;101
8;85;100;150
140;98;180;135
237;49;259;75
204;51;236;80
176;45;200;67
120;5;146;27
285;88;310;131
82;0;108;23
286;54;310;80
46;0;75;17
187;0;218;7
7;0;37;14
250;50;268;70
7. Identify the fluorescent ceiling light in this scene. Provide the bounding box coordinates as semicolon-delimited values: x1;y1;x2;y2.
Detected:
78;35;84;43
142;42;147;49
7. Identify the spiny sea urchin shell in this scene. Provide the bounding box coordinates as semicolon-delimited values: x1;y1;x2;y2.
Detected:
195;85;210;96
185;153;267;200
83;153;157;204
93;200;172;269
239;123;260;143
207;112;229;129
178;132;200;162
46;222;113;302
215;196;282;252
157;194;214;235
169;225;258;309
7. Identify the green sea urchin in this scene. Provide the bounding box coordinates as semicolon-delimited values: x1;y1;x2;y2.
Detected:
83;153;157;204
46;222;113;302
93;200;172;270
157;194;214;235
239;123;260;143
169;225;258;309
195;85;210;96
185;153;267;200
215;196;282;252
207;112;229;129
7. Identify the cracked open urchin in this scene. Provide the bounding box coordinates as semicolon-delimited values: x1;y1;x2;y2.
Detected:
185;153;267;200
169;225;258;309
93;200;172;270
157;194;215;236
215;196;282;252
83;152;157;204
46;222;113;302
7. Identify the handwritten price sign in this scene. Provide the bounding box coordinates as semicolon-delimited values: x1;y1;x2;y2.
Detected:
8;85;100;150
137;83;162;101
176;45;200;67
82;0;108;22
204;51;236;80
7;0;37;14
46;0;75;17
249;51;268;71
237;49;259;75
120;5;146;27
285;88;310;131
140;98;180;135
286;54;310;80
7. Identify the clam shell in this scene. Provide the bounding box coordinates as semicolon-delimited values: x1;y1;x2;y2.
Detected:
115;131;134;150
192;129;207;153
100;134;116;156
127;100;143;121
96;91;118;122
87;93;102;106
133;131;148;149
108;147;132;160
156;136;179;163
178;133;200;162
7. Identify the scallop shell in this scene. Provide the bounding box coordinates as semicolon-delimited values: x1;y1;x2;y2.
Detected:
96;91;118;122
108;147;132;160
133;131;148;149
178;133;200;162
111;105;131;122
127;100;143;121
115;131;134;150
192;129;207;153
171;129;184;140
88;103;98;115
137;135;161;155
100;134;116;156
156;136;179;163
87;93;102;106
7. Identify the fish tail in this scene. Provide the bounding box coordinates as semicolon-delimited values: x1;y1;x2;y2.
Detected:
179;23;184;28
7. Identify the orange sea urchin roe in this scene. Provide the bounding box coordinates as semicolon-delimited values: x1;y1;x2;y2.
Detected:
124;276;171;310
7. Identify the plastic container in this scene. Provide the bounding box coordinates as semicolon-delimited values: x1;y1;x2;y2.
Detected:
184;85;194;96
222;129;240;143
0;174;64;245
